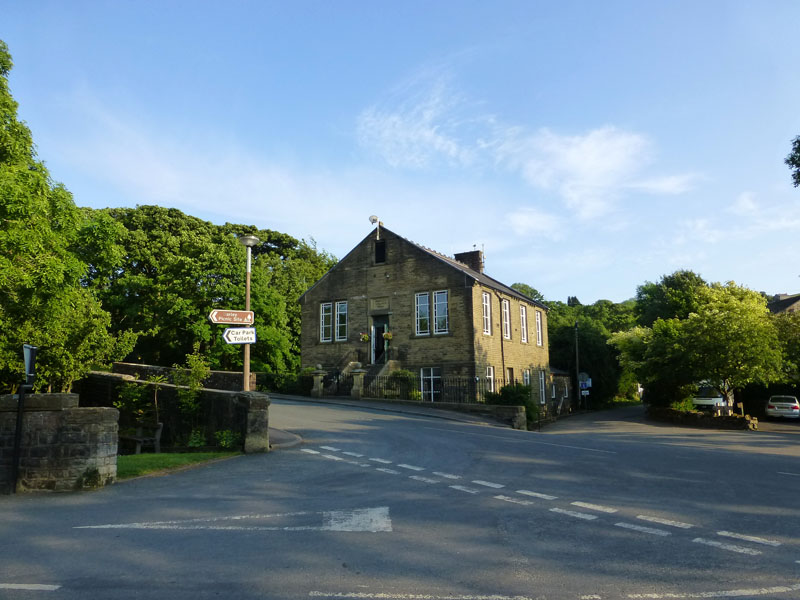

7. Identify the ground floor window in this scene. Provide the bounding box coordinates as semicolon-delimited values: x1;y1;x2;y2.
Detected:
538;370;546;405
420;367;442;402
486;366;495;392
523;369;531;386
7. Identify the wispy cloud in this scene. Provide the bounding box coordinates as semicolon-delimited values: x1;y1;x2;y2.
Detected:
506;207;565;240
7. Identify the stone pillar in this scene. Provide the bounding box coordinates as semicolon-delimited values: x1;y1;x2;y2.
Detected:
238;391;270;453
311;369;327;398
351;369;366;400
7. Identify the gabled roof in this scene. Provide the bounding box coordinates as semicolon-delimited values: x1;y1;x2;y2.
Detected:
300;226;548;310
768;293;800;314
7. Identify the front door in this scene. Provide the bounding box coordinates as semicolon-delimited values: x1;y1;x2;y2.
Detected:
372;315;390;364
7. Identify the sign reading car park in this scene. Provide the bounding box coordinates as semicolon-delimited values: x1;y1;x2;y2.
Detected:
208;309;255;325
223;327;257;345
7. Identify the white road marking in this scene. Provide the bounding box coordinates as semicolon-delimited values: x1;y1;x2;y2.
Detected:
376;468;400;475
692;537;762;556
0;584;61;591
778;471;800;477
322;454;344;461
626;582;800;598
310;592;541;600
421;426;617;454
450;485;480;494
571;501;618;513
717;531;781;547
636;515;693;529
301;449;320;454
76;507;392;532
516;490;557;500
549;508;598;521
615;522;671;537
320;446;341;451
494;495;533;506
398;464;425;471
369;458;392;464
409;476;440;484
432;472;460;479
343;451;364;458
472;480;505;489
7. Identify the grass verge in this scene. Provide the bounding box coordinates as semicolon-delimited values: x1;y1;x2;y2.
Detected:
117;452;240;479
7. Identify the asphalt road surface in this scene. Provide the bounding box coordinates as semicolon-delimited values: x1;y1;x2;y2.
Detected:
2;399;799;600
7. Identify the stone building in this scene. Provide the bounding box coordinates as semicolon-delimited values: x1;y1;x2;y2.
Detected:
299;226;551;401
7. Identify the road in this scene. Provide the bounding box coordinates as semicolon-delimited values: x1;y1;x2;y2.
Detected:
1;399;799;600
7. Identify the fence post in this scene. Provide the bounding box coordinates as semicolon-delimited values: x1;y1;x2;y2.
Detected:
350;369;366;399
311;368;327;398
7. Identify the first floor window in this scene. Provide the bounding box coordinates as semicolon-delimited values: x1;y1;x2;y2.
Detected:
502;299;511;339
420;367;442;402
434;290;449;334
415;292;430;335
482;292;492;335
320;302;332;342
520;305;528;343
486;366;495;392
539;370;546;405
523;369;531;386
536;310;543;346
335;300;348;341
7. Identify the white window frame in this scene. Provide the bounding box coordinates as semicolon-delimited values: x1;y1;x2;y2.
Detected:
523;369;531;386
535;310;543;346
502;299;511;339
415;292;430;336
420;367;442;402
520;305;528;343
335;300;348;341
486;366;495;393
320;302;332;342
552;383;557;399
482;292;492;335
433;290;449;334
538;370;546;405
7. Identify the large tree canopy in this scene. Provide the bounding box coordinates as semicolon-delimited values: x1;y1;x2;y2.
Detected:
786;135;800;187
0;40;135;392
635;270;707;327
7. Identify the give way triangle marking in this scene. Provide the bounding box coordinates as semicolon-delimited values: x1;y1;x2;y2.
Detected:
75;506;391;532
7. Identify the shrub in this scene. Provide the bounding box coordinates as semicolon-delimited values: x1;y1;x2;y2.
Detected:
670;397;697;413
214;429;242;449
485;383;540;426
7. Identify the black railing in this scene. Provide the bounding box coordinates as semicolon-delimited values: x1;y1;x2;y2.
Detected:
362;375;495;404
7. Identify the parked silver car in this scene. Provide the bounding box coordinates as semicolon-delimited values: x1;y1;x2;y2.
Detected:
765;395;800;419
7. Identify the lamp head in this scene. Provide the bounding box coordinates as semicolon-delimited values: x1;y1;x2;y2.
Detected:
238;234;260;248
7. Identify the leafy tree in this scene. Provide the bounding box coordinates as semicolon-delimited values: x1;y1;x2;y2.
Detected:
511;283;545;304
0;40;135;392
773;311;800;384
635;270;707;327
786;135;800;187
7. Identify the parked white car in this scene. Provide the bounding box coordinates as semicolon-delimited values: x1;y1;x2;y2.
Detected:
765;395;800;419
691;385;727;412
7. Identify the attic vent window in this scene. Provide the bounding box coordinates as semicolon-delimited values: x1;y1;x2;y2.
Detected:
375;240;386;264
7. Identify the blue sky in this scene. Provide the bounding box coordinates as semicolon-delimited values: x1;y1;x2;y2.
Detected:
4;1;799;303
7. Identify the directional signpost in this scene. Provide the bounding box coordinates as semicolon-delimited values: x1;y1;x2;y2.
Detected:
223;327;257;345
208;310;254;325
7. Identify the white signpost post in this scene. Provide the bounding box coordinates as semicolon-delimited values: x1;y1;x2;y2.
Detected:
223;327;257;345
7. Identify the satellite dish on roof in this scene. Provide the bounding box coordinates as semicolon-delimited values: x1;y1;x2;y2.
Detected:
369;215;379;225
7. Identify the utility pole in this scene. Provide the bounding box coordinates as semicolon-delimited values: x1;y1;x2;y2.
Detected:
574;321;580;409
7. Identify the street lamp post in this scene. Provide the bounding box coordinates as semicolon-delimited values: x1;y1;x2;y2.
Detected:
238;234;260;391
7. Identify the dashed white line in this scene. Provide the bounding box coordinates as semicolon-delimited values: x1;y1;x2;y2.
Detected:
409;476;440;484
516;490;557;500
717;531;781;547
320;446;341;451
472;480;505;489
376;468;400;475
571;501;618;513
369;458;392;464
636;515;693;529
432;472;460;479
778;471;800;477
692;537;762;556
342;451;364;458
322;454;344;461
615;522;671;537
300;449;320;455
549;507;598;521
398;464;425;471
494;495;533;506
310;592;543;600
626;583;800;598
450;485;480;494
0;584;61;591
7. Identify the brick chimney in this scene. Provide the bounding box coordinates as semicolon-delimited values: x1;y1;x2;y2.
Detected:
454;250;484;273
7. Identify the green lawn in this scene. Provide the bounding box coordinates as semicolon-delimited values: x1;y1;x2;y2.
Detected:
116;452;240;479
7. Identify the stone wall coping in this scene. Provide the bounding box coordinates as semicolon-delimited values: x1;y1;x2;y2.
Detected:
0;393;80;412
